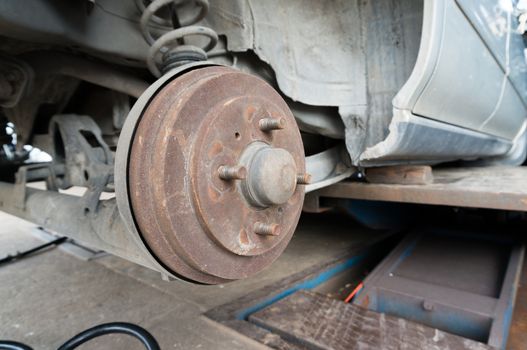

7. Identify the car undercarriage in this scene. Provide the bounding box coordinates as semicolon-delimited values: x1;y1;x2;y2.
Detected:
0;0;526;284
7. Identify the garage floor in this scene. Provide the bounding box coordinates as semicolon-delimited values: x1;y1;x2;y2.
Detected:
0;211;375;349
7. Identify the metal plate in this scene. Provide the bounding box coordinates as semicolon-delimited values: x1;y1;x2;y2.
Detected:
353;229;525;349
250;290;492;350
317;166;527;212
191;94;303;256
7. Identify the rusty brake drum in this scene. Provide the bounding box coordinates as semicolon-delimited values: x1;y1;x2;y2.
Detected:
115;64;307;284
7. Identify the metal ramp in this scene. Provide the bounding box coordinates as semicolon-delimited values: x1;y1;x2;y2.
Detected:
207;227;525;349
353;228;524;349
250;290;491;350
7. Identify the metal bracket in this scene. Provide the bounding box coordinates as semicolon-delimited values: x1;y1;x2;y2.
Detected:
49;114;113;214
305;145;354;193
14;163;59;209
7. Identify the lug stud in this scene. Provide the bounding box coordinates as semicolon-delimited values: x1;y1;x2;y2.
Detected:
296;173;312;185
218;165;247;180
259;117;285;132
254;222;280;236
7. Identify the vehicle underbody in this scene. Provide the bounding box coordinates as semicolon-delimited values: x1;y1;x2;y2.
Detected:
0;0;526;283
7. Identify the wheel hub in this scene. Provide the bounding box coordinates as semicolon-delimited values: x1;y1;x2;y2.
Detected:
124;66;307;284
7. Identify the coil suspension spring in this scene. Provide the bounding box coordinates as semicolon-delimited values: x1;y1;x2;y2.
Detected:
139;0;218;77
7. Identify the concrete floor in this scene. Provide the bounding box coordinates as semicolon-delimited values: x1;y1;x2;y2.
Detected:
0;211;373;349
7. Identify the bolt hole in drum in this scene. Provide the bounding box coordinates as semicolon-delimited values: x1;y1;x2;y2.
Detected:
119;66;308;284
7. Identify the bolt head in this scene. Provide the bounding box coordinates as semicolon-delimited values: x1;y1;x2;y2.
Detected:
422;300;435;311
296;173;312;185
259;117;286;131
254;222;280;236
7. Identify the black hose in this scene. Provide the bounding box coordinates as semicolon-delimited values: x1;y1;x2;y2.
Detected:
0;322;159;350
0;341;33;350
0;237;67;266
57;322;160;350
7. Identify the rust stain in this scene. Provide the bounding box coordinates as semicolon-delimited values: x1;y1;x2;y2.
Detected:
208;141;223;159
245;105;256;120
208;185;220;202
239;229;249;245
